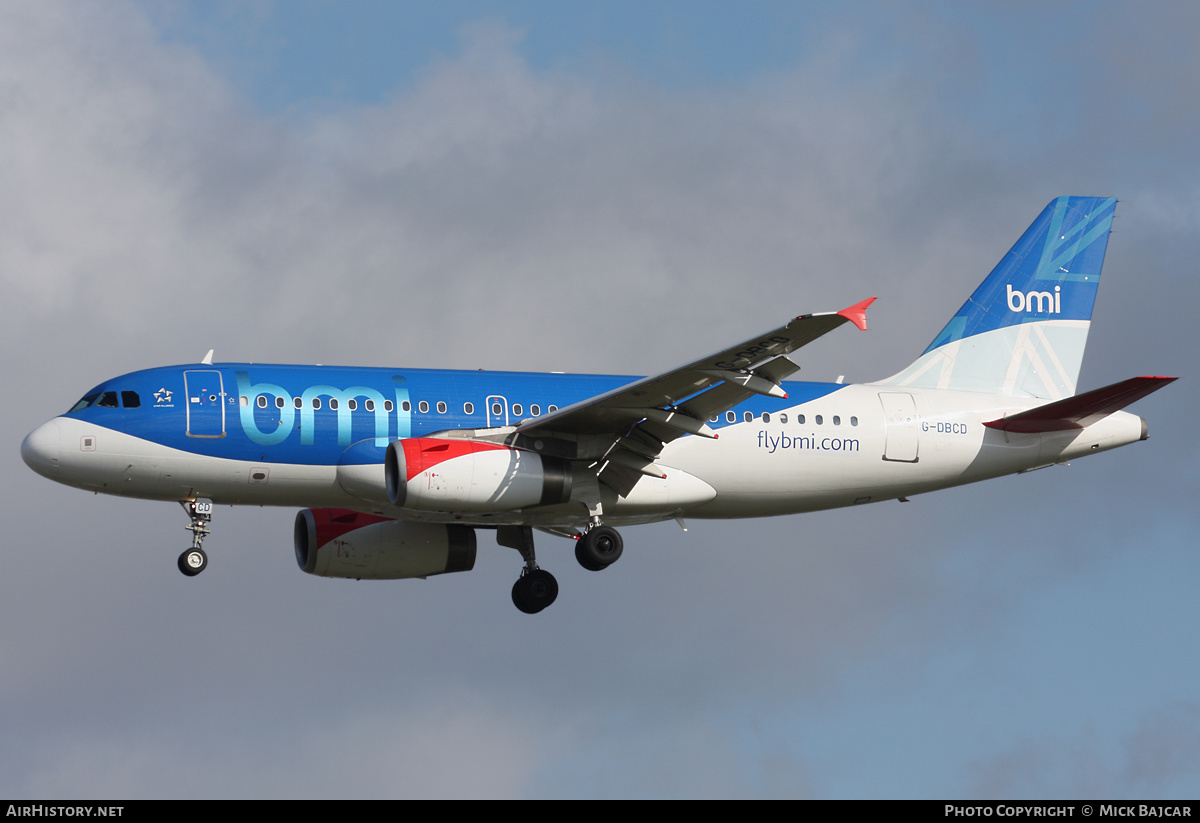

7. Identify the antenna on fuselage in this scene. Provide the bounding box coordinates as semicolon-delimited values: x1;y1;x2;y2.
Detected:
201;349;214;365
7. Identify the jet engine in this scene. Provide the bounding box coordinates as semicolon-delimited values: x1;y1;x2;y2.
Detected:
385;438;572;512
294;507;476;579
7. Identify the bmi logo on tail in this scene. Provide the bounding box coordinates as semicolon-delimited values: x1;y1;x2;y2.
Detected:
1007;284;1061;314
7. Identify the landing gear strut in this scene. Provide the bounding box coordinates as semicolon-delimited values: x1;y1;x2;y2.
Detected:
497;526;558;614
177;498;213;577
575;524;623;571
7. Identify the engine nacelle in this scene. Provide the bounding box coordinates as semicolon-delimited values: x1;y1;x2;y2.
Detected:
385;438;572;512
294;508;476;579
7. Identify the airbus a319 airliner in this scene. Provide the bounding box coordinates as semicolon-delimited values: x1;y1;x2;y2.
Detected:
22;197;1174;613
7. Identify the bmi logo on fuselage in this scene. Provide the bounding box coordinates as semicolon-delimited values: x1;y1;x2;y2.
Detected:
1007;284;1061;314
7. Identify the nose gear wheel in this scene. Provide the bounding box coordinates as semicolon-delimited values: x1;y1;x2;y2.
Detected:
178;498;213;577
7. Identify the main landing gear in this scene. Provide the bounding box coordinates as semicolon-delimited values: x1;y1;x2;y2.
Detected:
177;498;213;577
498;526;558;614
512;569;558;614
498;522;626;614
574;525;624;571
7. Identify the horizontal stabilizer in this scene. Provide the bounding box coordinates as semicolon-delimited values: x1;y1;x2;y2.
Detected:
984;376;1176;433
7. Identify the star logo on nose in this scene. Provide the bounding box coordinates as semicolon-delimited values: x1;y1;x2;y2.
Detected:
154;388;173;404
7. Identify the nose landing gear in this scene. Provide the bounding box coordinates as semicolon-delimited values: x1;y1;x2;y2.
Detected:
178;547;207;576
177;498;213;577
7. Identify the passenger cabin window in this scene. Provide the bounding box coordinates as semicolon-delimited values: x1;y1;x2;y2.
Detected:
815;415;823;425
548;405;558;412
436;401;446;414
531;405;540;416
726;411;736;423
833;415;841;426
330;399;339;410
275;396;285;409
850;416;858;426
492;402;502;416
780;413;789;424
401;401;411;412
797;414;806;424
313;398;322;410
294;397;302;409
365;399;375;412
384;400;393;412
348;399;357;411
762;412;771;423
512;404;522;416
464;402;474;414
256;395;267;409
418;401;428;413
743;411;753;422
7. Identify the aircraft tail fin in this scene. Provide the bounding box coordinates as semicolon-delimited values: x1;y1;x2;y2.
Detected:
881;196;1117;398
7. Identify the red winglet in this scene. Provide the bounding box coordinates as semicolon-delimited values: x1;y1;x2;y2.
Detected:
838;297;877;331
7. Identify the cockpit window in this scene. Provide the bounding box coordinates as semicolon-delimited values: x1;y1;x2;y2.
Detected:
69;391;136;412
70;394;99;412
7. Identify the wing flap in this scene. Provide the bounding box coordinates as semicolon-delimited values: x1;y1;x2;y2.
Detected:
983;376;1176;433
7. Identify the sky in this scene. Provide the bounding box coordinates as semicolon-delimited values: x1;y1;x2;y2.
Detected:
1;0;1197;799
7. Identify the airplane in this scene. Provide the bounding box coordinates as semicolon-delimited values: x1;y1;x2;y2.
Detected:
21;196;1175;613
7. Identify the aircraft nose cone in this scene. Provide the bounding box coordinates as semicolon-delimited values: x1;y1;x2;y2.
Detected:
21;419;62;478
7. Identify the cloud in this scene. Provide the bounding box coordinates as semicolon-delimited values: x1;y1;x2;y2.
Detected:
968;702;1200;799
18;695;569;798
1;5;989;377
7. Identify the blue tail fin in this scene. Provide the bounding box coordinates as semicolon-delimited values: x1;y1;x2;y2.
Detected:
882;196;1116;398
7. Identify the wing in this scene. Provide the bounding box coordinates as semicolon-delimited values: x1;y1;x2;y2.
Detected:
511;298;876;496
